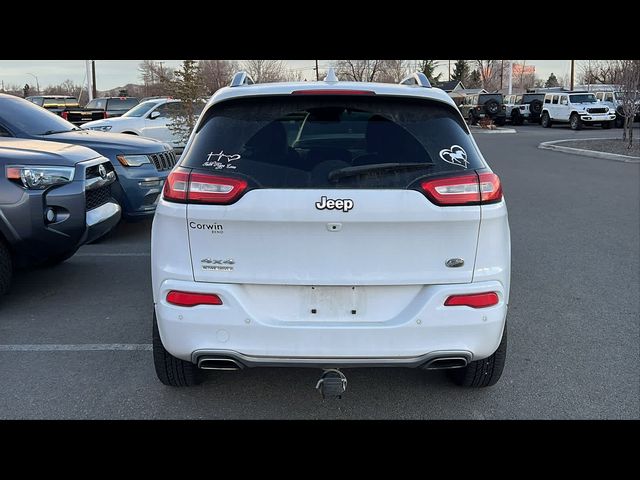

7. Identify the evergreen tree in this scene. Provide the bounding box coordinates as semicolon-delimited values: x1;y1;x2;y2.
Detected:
467;70;482;88
418;60;442;83
452;60;470;84
163;60;206;146
545;73;559;88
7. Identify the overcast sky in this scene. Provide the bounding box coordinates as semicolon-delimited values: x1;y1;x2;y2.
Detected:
0;60;577;91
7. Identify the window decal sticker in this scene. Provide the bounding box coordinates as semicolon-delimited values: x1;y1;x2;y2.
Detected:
203;150;241;170
439;145;469;168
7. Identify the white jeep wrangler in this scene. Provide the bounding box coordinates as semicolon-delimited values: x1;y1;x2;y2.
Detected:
540;91;616;130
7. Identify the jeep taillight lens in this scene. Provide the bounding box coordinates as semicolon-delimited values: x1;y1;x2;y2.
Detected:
163;169;248;205
420;172;502;206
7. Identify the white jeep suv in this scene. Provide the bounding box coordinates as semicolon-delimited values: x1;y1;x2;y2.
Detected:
541;91;616;130
151;71;511;392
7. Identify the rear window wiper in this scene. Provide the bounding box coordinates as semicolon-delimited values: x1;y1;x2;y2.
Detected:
328;162;435;181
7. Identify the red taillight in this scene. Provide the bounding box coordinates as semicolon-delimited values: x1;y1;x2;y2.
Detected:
188;173;247;204
163;169;189;201
103;112;109;119
291;89;375;95
166;291;223;307
421;174;480;206
61;111;68;120
478;172;502;203
420;172;502;206
444;292;499;308
163;169;248;205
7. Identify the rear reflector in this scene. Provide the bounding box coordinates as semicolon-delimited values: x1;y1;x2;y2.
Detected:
166;291;223;307
421;172;502;206
291;89;375;95
163;169;248;205
444;292;499;308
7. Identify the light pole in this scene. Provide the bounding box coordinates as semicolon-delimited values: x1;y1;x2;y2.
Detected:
26;73;39;94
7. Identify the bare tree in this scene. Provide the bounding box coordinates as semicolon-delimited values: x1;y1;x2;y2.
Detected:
475;60;500;91
138;60;174;96
617;59;640;148
377;60;411;83
333;60;385;82
199;60;240;94
579;60;622;85
241;60;288;83
43;79;79;96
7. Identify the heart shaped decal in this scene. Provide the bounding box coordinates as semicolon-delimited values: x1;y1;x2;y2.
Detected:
439;145;469;168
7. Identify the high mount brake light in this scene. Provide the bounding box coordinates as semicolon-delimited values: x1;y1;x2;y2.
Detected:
291;89;376;95
421;172;502;206
163;169;248;205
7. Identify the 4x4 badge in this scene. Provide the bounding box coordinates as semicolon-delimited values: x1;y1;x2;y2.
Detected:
439;145;469;168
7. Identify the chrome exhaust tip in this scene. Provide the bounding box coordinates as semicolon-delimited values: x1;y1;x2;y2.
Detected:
423;357;468;370
197;357;243;370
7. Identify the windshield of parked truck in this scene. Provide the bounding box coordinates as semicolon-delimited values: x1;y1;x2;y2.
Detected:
570;94;597;103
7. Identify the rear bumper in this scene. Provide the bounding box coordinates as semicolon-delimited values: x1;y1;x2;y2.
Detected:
154;279;508;365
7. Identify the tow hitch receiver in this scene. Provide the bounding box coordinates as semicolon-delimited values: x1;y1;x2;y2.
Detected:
316;369;347;399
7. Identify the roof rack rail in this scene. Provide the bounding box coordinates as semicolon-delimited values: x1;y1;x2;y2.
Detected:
399;72;432;88
230;71;255;87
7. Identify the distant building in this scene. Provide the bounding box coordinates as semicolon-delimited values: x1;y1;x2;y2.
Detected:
434;80;465;92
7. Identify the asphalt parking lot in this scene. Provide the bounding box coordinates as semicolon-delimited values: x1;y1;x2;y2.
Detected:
1;124;638;419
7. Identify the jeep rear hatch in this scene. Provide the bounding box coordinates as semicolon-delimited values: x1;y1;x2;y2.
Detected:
172;96;495;285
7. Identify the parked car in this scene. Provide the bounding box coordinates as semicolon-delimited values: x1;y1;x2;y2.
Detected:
151;71;511;392
502;94;528;125
540;91;616;130
594;90;640;128
26;95;81;116
63;97;140;125
0;138;120;295
519;93;545;123
83;98;206;151
458;93;506;125
0;94;177;219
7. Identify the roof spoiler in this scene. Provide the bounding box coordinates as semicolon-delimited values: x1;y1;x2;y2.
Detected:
230;71;255;87
399;72;432;88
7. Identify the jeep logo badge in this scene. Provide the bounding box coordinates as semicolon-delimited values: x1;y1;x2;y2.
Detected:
315;196;354;212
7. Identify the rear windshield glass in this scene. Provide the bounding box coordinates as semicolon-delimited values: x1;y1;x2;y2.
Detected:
107;98;139;111
180;96;485;189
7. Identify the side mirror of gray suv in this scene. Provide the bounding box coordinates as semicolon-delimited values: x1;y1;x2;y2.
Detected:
149;111;161;120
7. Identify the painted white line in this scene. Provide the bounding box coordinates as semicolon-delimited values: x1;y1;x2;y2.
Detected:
0;344;152;352
75;253;150;257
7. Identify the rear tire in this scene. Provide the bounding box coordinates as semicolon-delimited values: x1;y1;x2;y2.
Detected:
448;324;507;388
541;112;552;128
512;113;524;126
494;117;506;127
614;115;624;128
468;111;477;126
153;309;203;386
0;238;12;296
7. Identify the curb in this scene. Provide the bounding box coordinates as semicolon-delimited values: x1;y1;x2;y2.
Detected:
469;126;517;134
538;138;640;163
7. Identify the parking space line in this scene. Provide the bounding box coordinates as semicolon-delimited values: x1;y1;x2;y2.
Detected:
75;253;151;257
0;344;152;351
